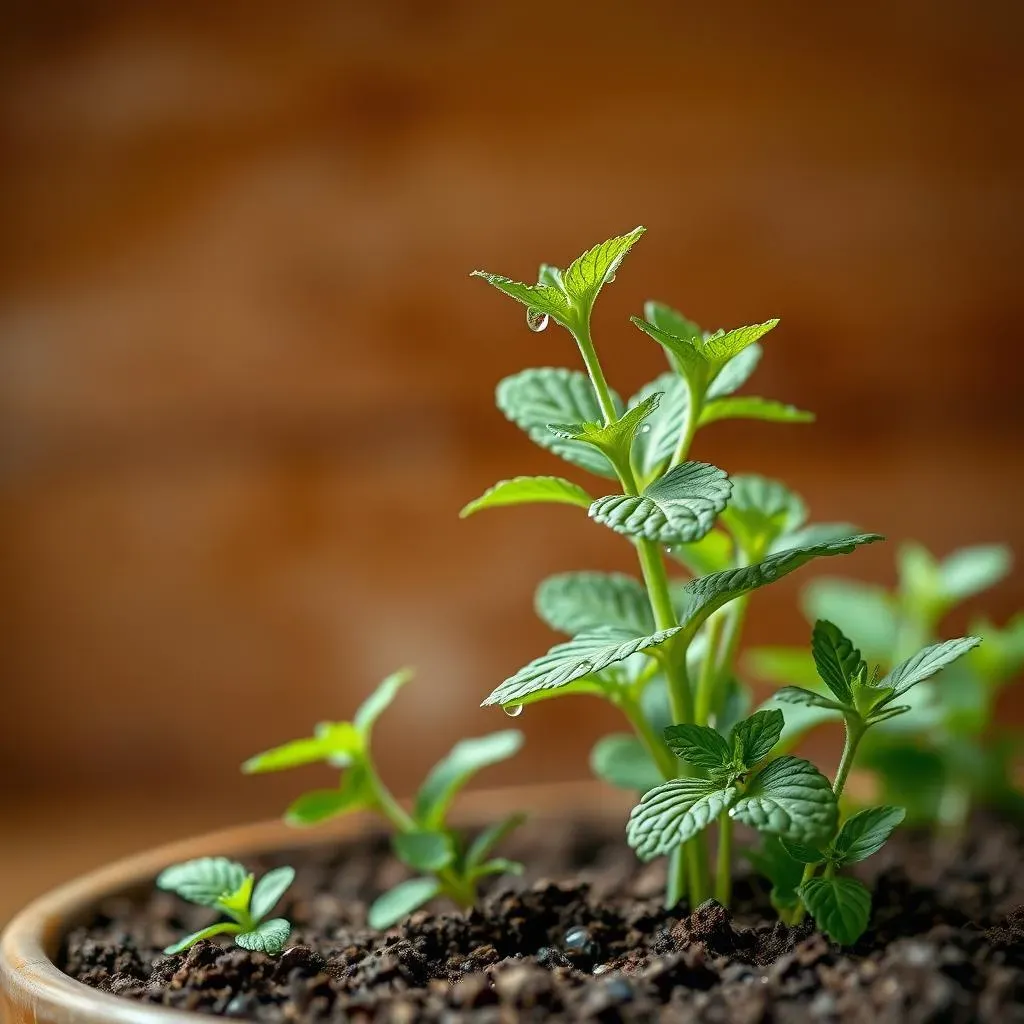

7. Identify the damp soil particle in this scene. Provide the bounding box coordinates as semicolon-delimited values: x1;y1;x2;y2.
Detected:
62;815;1024;1021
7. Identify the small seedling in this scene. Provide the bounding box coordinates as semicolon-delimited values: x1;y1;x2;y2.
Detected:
157;857;294;955
468;225;984;944
242;668;525;929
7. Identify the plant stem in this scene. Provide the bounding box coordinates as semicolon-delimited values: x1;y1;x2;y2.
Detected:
574;320;619;425
715;810;733;906
670;377;702;468
619;695;677;780
694;612;726;726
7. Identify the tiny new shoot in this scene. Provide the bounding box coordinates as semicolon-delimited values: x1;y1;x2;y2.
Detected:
157;857;295;956
243;669;525;930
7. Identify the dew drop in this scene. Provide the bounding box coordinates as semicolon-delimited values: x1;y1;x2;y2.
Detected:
605;272;616;284
564;926;591;950
503;703;524;717
639;424;652;433
526;309;549;333
762;566;777;580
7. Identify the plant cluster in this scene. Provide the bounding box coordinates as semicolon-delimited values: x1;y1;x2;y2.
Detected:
466;226;983;942
751;543;1024;827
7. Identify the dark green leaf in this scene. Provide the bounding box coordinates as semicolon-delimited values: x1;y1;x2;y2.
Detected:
590;734;664;792
460;476;593;517
663;723;732;773
831;806;905;865
415;731;524;827
250;867;295;922
465;813;526;870
627;779;738;861
481;626;681;708
772;521;861;554
700;396;814;427
535;571;654;636
590;461;732;545
393;831;457;872
163;922;240;956
772;687;847;712
876;637;982;701
496;368;622;478
799;876;871;945
235;918;291;955
811;620;863;706
730;708;784;767
780;838;825;864
368;878;441;930
742;835;804;908
157;857;248;907
730;755;838;846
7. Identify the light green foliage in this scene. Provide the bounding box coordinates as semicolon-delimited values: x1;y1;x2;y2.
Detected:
460;476;592;517
535;572;654;635
591;734;666;793
243;670;525;929
157;859;295;956
698;396;814;427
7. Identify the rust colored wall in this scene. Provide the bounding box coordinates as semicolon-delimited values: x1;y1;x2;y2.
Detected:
1;1;1021;827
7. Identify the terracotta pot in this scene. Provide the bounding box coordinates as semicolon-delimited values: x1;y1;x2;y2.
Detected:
0;782;628;1023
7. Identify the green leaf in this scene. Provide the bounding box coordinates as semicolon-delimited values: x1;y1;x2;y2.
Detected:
799;876;871;945
561;226;646;312
700;396;814;427
721;475;807;553
811;620;863;706
368;877;441;930
939;545;1012;601
465;813;527;870
772;521;861;554
772;687;847;712
832;806;905;865
643;300;703;344
780;838;826;864
746;647;821;689
629;373;690;479
875;636;982;701
393;831;457;872
706;344;763;399
630;316;709;390
235;918;291;955
285;762;371;826
676;534;885;642
698;320;779;363
353;668;414;736
163;922;241;956
730;708;784;767
415;730;524;827
663;723;732;773
481;626;681;709
242;722;363;774
157;857;248;907
802;579;897;659
742;835;804;909
627;778;738;861
590;461;731;546
250;867;295;921
730;755;838;846
496;368;622;478
590;734;664;792
549;393;662;468
460;476;593;518
535;571;654;636
214;873;254;920
470;273;572;328
668;529;735;577
470;857;524;879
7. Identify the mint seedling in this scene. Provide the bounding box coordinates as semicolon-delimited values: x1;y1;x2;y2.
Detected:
157;858;294;955
242;669;525;929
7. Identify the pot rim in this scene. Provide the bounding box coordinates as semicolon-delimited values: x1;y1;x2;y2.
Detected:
1;780;624;1023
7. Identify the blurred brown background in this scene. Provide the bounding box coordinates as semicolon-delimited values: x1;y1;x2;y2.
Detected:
2;0;1022;922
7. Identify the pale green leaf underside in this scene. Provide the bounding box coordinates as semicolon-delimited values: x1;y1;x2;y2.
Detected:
723;474;807;542
415;730;524;826
481;626;681;708
832;805;906;865
460;476;593;518
877;636;982;698
393;831;456;872
496;368;622;478
627;779;738;861
235;918;291;955
590;461;732;545
700;396;813;427
799;876;872;946
630;373;690;478
157;857;248;907
729;755;838;846
590;734;663;793
250;866;295;921
534;571;654;636
368;877;441;930
939;544;1012;601
706;344;763;399
676;534;884;642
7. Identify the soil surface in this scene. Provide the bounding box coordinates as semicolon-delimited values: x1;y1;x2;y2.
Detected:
63;813;1024;1022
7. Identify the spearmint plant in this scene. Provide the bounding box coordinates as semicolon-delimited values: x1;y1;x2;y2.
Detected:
242;669;525;929
469;226;981;943
157;858;295;955
752;543;1022;826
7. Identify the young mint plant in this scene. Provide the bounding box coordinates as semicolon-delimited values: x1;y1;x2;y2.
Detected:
242;668;525;929
156;857;294;955
469;227;881;910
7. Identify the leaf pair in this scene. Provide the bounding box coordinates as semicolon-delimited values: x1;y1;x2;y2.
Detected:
157;857;295;956
627;710;837;861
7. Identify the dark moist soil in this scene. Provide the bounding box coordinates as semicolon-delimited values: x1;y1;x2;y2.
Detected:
62;814;1024;1023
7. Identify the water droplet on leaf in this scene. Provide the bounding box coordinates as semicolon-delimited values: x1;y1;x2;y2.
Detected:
605;272;617;284
503;703;524;717
526;309;549;333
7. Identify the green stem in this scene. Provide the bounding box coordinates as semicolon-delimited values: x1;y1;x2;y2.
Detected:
670;377;702;468
574;320;619;425
694;612;726;726
715;810;733;906
619;694;677;781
